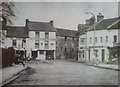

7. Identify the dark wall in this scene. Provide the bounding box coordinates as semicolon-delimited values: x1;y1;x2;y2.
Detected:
1;47;15;68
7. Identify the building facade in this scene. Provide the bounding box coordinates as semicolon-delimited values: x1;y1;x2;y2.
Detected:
4;19;56;60
78;15;120;63
5;26;28;58
56;28;77;59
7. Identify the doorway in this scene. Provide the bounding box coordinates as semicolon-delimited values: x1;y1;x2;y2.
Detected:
101;49;105;62
32;51;37;59
46;51;54;60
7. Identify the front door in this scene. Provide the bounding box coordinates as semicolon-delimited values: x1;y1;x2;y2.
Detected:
101;49;105;62
32;51;37;59
46;51;54;60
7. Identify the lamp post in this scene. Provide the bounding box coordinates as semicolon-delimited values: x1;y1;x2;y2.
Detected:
86;12;98;65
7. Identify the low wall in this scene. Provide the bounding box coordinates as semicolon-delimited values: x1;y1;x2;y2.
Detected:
1;47;15;68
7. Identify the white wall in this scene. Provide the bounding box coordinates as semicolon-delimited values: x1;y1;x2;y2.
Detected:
49;32;56;50
27;31;56;50
86;29;118;47
5;38;12;48
5;37;24;49
78;29;118;62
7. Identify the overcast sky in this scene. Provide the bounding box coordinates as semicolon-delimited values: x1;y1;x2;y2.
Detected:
11;2;118;30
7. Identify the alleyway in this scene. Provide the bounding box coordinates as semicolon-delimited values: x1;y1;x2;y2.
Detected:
6;60;118;85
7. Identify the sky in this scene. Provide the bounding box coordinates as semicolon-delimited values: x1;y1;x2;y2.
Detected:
10;1;119;30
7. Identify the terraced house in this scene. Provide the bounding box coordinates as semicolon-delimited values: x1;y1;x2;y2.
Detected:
25;19;56;60
78;14;120;63
4;19;56;60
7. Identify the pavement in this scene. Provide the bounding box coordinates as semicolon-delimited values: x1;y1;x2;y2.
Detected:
66;59;120;71
0;63;29;87
84;62;120;71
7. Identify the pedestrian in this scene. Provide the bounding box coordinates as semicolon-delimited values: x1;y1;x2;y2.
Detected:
20;54;25;67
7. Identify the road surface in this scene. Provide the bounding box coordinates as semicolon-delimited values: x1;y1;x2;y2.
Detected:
6;60;118;85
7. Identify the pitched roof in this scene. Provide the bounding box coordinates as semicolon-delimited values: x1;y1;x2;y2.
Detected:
6;26;28;38
109;20;120;29
27;21;56;32
88;17;120;31
56;28;77;37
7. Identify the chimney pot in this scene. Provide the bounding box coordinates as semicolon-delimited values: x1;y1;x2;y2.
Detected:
97;13;104;22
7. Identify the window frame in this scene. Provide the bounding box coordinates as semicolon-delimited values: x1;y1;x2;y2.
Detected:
12;39;17;47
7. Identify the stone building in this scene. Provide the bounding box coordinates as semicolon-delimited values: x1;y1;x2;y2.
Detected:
56;28;77;59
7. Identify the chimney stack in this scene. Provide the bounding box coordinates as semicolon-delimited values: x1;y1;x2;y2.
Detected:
25;19;29;34
97;13;104;22
26;19;29;27
50;20;53;25
89;16;95;25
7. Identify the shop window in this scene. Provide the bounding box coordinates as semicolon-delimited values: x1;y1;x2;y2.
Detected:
40;51;44;54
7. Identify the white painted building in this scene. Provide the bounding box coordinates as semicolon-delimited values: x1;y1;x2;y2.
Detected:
25;19;56;60
4;19;56;60
4;26;28;59
78;16;120;63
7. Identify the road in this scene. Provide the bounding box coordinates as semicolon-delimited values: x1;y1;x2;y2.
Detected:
6;60;118;85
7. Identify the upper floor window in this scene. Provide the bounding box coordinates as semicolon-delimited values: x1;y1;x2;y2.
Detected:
95;37;97;42
90;37;92;43
45;41;49;49
22;39;26;47
45;32;49;39
35;32;39;39
12;39;17;47
106;36;108;42
100;37;103;42
65;36;67;42
35;43;39;48
113;35;117;43
51;43;54;45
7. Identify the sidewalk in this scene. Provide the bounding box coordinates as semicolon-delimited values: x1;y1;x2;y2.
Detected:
0;64;28;87
84;62;120;71
64;59;120;71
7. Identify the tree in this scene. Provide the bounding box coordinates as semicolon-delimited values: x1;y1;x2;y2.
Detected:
0;1;15;24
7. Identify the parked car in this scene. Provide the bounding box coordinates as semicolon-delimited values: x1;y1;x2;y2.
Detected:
14;54;23;64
